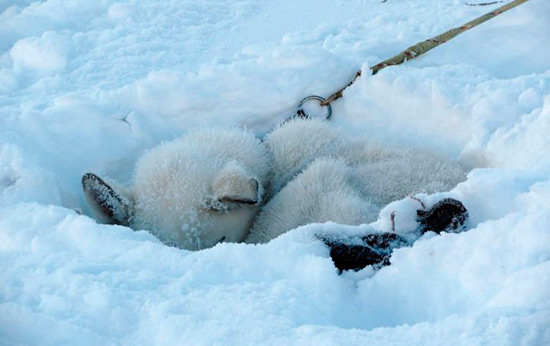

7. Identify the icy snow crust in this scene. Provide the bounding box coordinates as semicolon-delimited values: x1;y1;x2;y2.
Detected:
1;0;549;344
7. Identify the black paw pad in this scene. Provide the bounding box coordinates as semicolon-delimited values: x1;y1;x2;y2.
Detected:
417;198;468;234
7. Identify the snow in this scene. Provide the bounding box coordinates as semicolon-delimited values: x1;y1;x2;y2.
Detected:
1;0;549;344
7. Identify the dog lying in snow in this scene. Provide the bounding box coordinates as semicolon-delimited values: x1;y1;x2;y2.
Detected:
83;119;469;269
245;119;467;244
83;128;270;250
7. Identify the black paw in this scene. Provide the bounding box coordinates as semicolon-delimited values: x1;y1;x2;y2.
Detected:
321;233;408;272
417;198;468;234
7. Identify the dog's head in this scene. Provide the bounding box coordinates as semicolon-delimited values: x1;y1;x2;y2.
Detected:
83;128;269;250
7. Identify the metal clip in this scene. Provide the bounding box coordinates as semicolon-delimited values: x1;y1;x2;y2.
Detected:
295;95;332;120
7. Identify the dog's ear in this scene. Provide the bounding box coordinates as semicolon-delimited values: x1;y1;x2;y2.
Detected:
82;173;132;226
212;162;260;206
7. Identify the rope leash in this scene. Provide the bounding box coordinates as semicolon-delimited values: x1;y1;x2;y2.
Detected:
297;0;530;117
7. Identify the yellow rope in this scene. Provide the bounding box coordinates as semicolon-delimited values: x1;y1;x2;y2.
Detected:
321;0;530;106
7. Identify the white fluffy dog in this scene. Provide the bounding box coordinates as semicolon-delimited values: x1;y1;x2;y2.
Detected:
83;119;466;250
245;119;466;243
83;128;270;250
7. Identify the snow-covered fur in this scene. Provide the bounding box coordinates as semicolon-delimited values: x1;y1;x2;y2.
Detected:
84;119;465;250
84;128;270;250
245;119;466;243
261;118;346;199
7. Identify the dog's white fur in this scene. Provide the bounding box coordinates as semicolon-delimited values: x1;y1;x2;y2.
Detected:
86;128;270;250
245;119;466;243
84;119;465;250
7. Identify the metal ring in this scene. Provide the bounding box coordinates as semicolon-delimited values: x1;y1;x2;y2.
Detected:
297;95;332;120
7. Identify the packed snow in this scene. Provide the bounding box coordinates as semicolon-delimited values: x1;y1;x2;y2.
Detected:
1;0;549;345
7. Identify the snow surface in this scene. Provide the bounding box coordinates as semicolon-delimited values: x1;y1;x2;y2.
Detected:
1;0;549;344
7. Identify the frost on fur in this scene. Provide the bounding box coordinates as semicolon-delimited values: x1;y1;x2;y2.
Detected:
246;119;467;243
262;119;346;198
83;128;270;250
83;119;467;251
